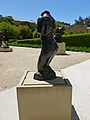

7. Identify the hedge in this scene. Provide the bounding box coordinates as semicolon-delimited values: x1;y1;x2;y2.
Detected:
9;33;90;47
8;42;41;48
17;38;41;45
62;33;90;47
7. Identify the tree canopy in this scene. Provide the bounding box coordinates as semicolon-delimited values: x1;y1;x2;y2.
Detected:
75;16;90;26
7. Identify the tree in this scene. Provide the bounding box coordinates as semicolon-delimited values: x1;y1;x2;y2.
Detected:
0;15;4;22
75;16;84;25
33;29;39;38
84;16;90;27
79;16;84;25
74;16;90;26
75;19;79;25
3;16;14;25
0;22;19;39
19;25;32;39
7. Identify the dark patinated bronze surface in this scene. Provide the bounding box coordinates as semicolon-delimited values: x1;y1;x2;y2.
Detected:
34;11;58;80
0;31;9;48
54;27;63;43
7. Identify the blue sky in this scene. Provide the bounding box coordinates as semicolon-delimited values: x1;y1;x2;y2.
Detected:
0;0;90;24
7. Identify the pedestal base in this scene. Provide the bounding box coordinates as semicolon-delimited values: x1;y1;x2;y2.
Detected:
17;71;72;120
0;47;13;52
57;42;66;55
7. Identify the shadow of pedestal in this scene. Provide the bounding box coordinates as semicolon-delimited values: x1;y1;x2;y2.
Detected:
71;105;80;120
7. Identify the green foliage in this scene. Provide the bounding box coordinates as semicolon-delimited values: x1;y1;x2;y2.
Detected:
17;38;41;45
18;25;32;39
0;14;37;39
3;16;14;24
0;15;4;22
8;38;41;48
62;33;90;47
66;46;90;52
55;21;66;34
9;33;90;48
64;28;73;35
75;16;84;25
8;42;41;48
0;22;19;39
0;22;34;40
8;33;90;52
33;29;38;38
75;16;90;26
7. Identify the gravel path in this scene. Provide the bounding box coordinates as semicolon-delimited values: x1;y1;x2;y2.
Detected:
0;47;90;91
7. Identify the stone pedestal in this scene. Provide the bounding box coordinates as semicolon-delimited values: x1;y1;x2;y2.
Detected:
0;47;13;52
17;71;72;120
57;42;66;55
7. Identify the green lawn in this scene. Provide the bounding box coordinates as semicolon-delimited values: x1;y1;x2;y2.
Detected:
8;41;90;52
8;42;41;48
66;46;90;52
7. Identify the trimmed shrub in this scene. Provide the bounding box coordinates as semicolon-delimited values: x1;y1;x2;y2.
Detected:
9;33;90;47
9;33;90;52
17;38;41;45
62;33;90;47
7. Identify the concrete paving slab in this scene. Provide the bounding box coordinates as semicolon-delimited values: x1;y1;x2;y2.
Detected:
0;87;19;120
0;47;90;91
64;59;90;120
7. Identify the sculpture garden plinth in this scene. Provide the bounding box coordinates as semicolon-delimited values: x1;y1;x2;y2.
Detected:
17;71;72;120
0;47;12;52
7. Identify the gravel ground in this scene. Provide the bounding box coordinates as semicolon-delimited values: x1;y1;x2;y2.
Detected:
0;46;90;91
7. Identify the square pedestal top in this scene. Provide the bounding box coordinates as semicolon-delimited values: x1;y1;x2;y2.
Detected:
19;71;71;87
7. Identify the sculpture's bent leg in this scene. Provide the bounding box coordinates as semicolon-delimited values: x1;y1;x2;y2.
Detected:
34;39;58;80
46;39;58;66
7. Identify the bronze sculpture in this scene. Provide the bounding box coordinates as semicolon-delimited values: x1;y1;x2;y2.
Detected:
34;11;58;80
54;27;63;43
0;31;9;48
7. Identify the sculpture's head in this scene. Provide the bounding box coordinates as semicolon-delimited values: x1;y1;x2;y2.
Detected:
41;11;50;16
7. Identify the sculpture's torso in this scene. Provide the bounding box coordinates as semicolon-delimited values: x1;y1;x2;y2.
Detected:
37;15;55;40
